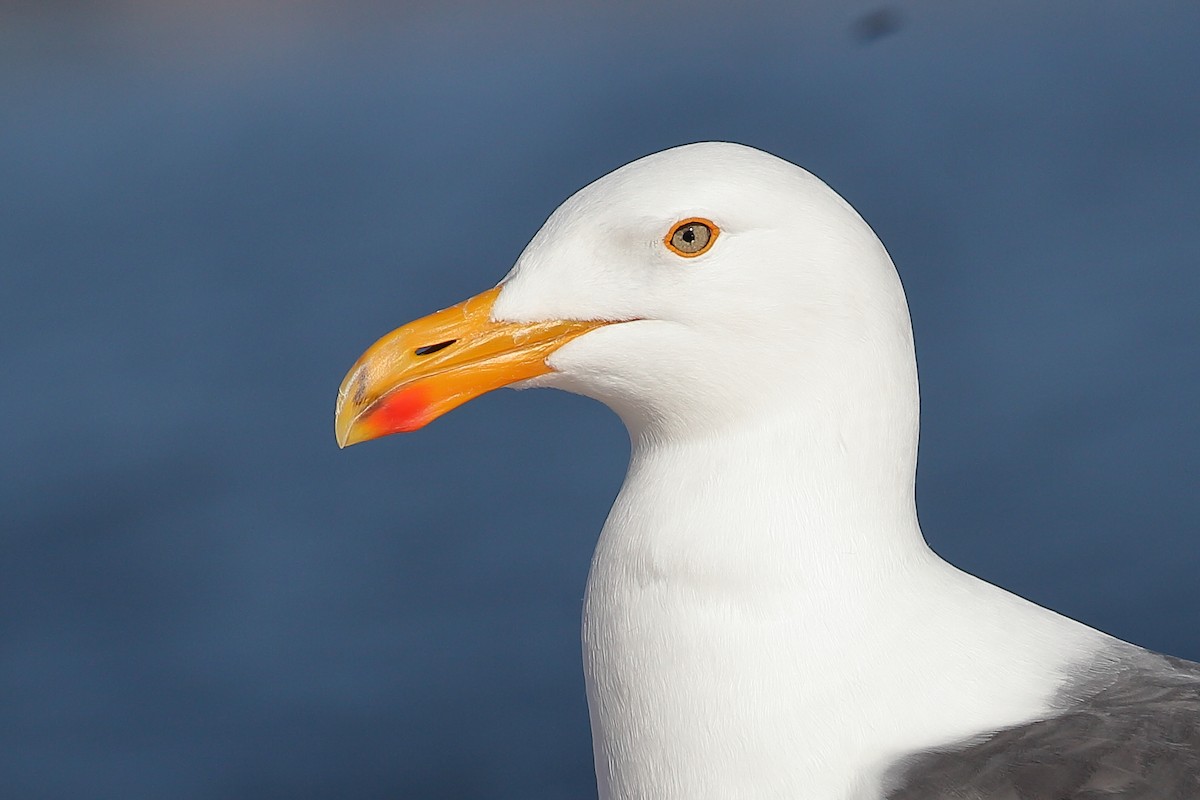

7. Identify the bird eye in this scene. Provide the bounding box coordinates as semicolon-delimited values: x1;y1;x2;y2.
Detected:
665;218;718;258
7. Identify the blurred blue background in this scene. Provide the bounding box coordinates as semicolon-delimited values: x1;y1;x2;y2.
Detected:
2;2;1198;797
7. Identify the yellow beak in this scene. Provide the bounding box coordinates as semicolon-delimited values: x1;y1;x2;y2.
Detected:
335;287;608;447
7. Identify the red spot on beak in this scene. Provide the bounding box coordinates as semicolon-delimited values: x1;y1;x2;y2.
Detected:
361;386;433;436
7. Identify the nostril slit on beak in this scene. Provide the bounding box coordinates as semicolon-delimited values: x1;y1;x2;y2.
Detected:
414;340;456;357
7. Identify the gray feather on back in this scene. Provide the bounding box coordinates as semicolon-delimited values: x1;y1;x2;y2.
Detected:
883;648;1200;799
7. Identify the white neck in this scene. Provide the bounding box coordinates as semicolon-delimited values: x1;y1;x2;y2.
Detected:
581;418;1107;800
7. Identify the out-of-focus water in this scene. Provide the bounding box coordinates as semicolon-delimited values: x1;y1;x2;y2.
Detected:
2;2;1198;797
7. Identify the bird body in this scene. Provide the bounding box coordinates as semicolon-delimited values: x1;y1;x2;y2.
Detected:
336;142;1200;799
581;419;1108;799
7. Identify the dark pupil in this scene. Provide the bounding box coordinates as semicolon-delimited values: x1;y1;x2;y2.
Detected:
682;227;696;243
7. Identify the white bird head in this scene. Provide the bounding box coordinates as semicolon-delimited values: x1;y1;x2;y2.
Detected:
336;142;918;450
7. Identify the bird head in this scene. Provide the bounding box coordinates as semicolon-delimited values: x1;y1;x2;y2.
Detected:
335;142;914;447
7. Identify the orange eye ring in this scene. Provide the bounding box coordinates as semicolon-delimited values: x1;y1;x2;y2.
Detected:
664;217;719;258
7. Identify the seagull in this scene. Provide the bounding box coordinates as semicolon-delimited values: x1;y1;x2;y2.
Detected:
334;143;1199;799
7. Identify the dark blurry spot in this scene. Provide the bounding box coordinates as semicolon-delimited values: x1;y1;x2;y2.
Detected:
353;368;368;405
414;340;455;356
852;7;904;43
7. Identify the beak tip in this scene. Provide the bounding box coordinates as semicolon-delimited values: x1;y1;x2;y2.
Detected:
334;423;359;449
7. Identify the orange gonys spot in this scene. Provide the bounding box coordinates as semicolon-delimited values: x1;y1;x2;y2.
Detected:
361;386;433;436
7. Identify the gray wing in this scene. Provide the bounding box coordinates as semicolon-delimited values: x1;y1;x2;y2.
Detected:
884;649;1200;799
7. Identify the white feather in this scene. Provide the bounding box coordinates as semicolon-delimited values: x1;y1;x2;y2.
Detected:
494;143;1112;800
